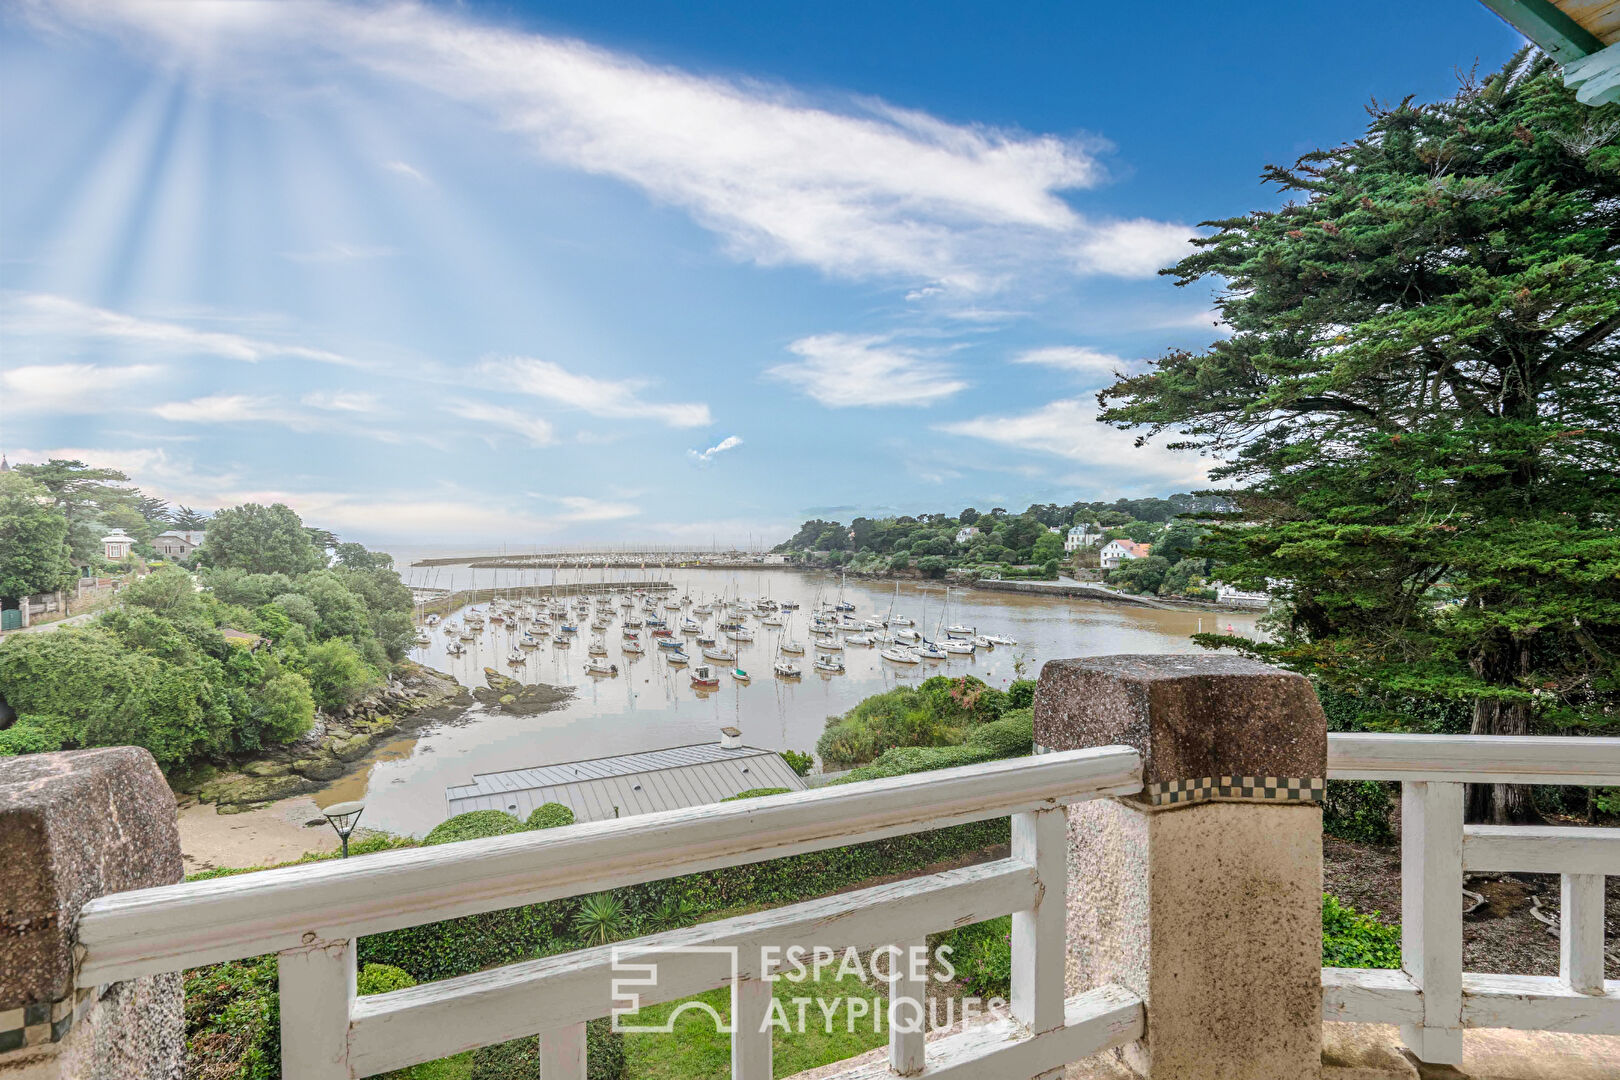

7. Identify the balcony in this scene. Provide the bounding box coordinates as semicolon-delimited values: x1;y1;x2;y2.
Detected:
2;653;1616;1079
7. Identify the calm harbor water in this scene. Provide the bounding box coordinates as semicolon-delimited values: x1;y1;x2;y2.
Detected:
316;560;1264;837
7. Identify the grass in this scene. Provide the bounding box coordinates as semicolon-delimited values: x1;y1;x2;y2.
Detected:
383;1054;472;1079
620;966;892;1079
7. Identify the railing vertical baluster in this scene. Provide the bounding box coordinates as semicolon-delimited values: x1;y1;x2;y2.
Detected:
278;937;355;1080
888;937;927;1076
731;975;772;1080
539;1022;587;1079
1400;780;1464;1065
1560;873;1606;995
1011;807;1066;1076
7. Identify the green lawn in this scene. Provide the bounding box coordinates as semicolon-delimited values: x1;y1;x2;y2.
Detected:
621;967;891;1080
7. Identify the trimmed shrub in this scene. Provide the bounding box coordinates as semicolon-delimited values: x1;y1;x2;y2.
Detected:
424;810;524;846
356;962;416;996
1323;780;1395;845
526;802;575;830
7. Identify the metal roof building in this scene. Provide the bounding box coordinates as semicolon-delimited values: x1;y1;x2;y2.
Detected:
443;734;806;823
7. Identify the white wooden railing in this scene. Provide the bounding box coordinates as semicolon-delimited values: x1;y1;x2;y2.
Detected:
1324;733;1620;1064
74;747;1145;1079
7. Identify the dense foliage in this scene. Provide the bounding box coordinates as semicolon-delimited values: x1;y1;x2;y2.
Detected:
816;675;1034;768
1099;54;1620;820
0;501;411;770
773;494;1232;590
0;472;76;598
1321;895;1402;968
525;802;575;829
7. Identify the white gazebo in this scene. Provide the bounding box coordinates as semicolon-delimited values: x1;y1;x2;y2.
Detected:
101;529;134;561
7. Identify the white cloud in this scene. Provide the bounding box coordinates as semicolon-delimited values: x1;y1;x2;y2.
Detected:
688;434;742;463
281;243;398;263
1;363;163;412
1011;346;1129;377
1070;219;1196;278
152;394;285;424
443;399;556;446
4;292;351;364
301;390;380;413
383;160;431;185
553;495;639;522
936;397;1214;487
484;357;710;428
768;334;966;408
34;0;1193;290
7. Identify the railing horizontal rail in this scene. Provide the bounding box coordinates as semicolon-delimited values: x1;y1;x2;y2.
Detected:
1327;733;1620;784
1324;969;1620;1036
77;746;1141;984
1463;825;1620;874
348;859;1035;1075
821;986;1144;1080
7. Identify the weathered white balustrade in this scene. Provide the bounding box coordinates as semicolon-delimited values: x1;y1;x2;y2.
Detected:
1324;732;1620;1064
72;746;1145;1079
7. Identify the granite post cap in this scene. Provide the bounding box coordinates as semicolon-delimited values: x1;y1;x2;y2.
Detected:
0;748;181;1009
1034;654;1326;801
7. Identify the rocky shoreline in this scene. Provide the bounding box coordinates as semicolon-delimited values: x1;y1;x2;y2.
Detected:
173;663;474;813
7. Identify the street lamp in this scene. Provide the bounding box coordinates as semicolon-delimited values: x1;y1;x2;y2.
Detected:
322;800;365;858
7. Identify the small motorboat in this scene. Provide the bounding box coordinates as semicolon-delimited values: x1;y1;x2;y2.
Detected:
559;623;579;635
973;635;995;649
414;630;431;646
835;601;855;612
761;615;784;627
844;633;874;647
696;634;717;647
585;658;619;677
773;659;802;678
940;637;975;654
681;619;703;634
915;641;947;660
731;667;750;683
666;649;690;665
813;653;846;674
622;637;645;654
886;615;913;627
984;634;1017;646
702;645;737;662
425;614;440;626
657;637;684;650
553;635;572;647
944;624;975;637
690;664;720;686
506;649;525;664
726;629;754;642
881;646;920;664
446;640;466;656
816;636;843;650
589;638;608;656
780;601;799;610
894;628;920;642
780;639;805;655
519;634;540;649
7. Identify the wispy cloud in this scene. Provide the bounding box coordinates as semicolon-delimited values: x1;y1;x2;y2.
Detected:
936;397;1214;487
4;292;350;365
152;394;286;424
281;242;399;263
688;434;742;463
768;334;965;408
1011;346;1130;378
383;160;431;186
36;0;1195;291
552;495;639;522
2;362;163;412
301;390;381;413
484;357;711;428
443;399;556;446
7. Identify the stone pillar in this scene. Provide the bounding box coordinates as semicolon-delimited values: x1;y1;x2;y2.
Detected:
1035;655;1326;1080
0;748;184;1080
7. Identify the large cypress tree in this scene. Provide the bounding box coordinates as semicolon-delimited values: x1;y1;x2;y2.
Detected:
1098;52;1620;822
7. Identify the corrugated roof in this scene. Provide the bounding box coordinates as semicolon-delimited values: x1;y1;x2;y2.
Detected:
444;741;806;823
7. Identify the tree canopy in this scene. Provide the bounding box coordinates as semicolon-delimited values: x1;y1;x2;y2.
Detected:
200;503;327;576
0;472;76;598
1098;53;1620;821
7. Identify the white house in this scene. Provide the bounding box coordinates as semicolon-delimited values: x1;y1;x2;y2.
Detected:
1099;538;1150;569
955;525;980;545
101;529;134;561
153;530;205;559
1215;582;1271;608
1065;524;1101;552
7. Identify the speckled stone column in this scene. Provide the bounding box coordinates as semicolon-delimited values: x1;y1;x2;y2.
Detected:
0;748;183;1080
1035;655;1326;1080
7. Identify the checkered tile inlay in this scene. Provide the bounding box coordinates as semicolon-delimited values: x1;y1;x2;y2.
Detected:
0;987;90;1055
1146;775;1324;807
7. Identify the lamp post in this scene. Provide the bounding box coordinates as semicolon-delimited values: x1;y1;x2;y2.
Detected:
322;800;366;858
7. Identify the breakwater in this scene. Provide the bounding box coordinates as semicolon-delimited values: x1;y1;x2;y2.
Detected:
413;580;675;620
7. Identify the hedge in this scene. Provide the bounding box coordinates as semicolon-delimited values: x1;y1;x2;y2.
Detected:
424;810;525;846
526;802;575;830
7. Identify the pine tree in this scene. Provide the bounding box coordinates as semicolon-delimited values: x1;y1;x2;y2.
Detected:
1099;52;1620;822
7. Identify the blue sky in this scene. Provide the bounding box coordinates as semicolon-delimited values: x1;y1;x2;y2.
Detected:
0;1;1528;546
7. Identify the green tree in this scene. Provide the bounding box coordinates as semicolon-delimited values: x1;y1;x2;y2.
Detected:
172;506;211;530
0;473;75;597
1031;530;1065;564
1099;55;1620;822
201;504;325;576
916;555;947;578
958;507;980;525
296;638;380;706
13;459;134;564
